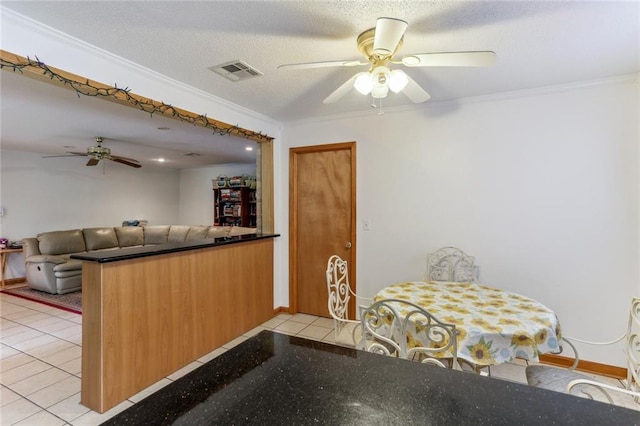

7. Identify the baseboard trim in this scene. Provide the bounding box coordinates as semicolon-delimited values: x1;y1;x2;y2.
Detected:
3;277;26;286
273;306;290;315
539;354;627;379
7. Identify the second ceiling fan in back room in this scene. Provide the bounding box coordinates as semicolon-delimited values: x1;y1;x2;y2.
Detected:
279;17;496;105
44;137;142;168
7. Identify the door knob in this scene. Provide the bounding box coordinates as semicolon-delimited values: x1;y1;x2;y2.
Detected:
345;242;352;249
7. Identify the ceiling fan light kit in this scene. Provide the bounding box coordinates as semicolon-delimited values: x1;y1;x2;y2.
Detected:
371;73;389;99
279;17;496;106
388;69;408;93
354;72;373;95
371;66;391;99
353;66;408;97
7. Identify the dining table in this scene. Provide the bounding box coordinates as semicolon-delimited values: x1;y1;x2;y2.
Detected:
374;280;562;367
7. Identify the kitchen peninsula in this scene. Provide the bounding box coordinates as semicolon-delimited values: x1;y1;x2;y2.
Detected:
102;331;640;425
72;233;278;413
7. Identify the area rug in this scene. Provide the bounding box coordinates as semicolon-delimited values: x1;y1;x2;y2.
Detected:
1;285;82;314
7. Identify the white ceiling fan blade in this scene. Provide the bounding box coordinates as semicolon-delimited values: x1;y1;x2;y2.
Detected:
401;51;496;67
323;73;363;104
402;74;430;103
278;60;367;70
373;17;408;56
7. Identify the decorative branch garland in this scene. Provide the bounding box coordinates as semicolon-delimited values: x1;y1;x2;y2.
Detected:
0;55;273;143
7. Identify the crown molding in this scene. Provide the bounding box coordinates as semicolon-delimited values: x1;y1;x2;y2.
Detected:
1;7;281;132
286;73;639;126
4;6;636;130
451;73;639;106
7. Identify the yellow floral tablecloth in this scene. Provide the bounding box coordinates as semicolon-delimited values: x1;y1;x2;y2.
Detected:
374;281;562;366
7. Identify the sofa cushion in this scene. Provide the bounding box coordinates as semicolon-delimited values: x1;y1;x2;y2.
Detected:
22;237;41;258
38;230;86;256
229;226;258;236
59;253;84;262
168;225;191;243
207;227;231;238
144;226;170;245
186;226;209;241
115;226;144;247
24;254;67;265
53;260;83;272
83;227;119;251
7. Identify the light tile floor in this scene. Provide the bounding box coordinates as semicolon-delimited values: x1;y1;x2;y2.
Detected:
1;291;638;425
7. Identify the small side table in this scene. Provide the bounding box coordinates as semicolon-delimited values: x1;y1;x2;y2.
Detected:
1;247;24;288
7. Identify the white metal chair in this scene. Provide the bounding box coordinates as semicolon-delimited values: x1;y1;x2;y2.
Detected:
526;298;640;407
359;298;459;369
426;246;478;282
326;254;371;348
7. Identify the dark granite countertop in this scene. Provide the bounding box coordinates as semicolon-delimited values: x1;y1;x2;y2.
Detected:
101;331;640;425
71;233;279;263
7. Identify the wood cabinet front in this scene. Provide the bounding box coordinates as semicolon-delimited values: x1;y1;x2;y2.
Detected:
81;238;274;413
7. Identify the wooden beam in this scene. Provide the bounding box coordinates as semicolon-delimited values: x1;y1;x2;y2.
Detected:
2;47;277;235
0;49;273;144
260;140;275;233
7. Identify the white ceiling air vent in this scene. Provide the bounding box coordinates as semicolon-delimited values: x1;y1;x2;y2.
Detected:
208;60;263;82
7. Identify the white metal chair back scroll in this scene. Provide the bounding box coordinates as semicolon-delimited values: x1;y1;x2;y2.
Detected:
526;297;640;408
326;254;370;348
426;247;478;282
359;298;458;369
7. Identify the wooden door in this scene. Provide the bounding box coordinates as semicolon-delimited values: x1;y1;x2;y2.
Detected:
289;142;356;317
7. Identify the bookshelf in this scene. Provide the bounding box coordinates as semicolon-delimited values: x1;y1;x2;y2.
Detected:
213;187;257;227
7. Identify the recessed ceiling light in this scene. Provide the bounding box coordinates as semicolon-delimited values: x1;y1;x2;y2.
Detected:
156;158;166;163
245;146;254;151
63;145;75;148
157;127;170;131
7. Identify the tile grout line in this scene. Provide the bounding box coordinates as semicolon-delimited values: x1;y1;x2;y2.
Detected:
3;296;638;421
1;299;85;424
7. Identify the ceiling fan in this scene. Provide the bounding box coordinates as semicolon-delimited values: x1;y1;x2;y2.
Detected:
279;17;496;104
44;137;142;168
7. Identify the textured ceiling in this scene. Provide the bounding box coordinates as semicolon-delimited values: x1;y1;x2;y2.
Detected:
0;70;258;169
1;1;638;167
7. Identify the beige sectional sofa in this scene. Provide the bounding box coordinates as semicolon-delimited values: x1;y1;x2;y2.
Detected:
22;225;257;295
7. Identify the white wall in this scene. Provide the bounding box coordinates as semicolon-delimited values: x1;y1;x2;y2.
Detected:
0;149;258;279
4;7;639;367
0;8;284;297
178;163;256;225
1;150;181;234
280;77;639;366
0;149;181;277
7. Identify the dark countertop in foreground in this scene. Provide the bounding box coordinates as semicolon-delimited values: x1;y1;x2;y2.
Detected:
71;233;279;263
101;331;640;425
